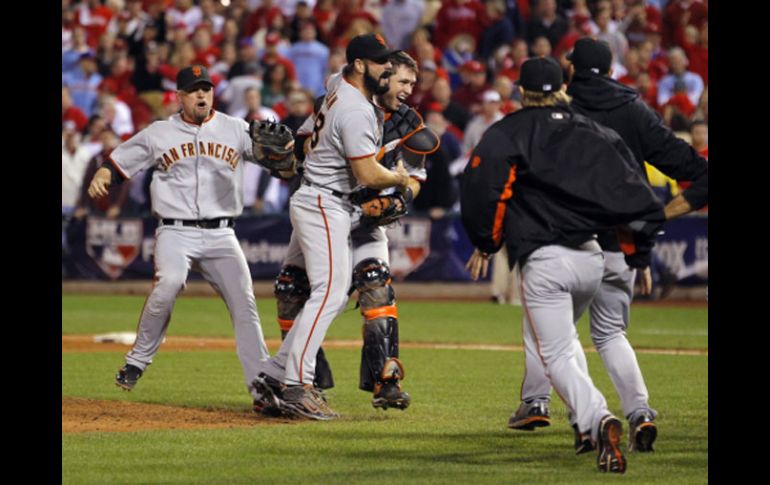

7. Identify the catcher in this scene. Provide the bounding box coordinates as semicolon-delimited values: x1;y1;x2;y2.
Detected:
250;51;438;412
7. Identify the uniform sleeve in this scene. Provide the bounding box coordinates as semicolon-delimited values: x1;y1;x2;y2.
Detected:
459;126;517;254
637;101;708;209
339;108;379;161
297;113;315;136
108;127;156;179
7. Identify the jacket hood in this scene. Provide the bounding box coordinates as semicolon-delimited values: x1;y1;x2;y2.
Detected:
567;72;639;111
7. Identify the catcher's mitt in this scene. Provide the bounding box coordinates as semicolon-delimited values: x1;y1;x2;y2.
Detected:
359;193;407;227
249;120;296;172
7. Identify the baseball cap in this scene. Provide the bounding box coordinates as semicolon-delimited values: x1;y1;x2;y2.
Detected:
346;33;400;64
461;60;485;74
176;65;215;91
567;37;612;75
425;102;444;114
517;57;563;93
482;90;501;103
265;31;281;46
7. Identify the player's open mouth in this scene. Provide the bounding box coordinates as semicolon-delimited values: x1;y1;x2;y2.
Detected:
397;94;408;102
196;101;207;108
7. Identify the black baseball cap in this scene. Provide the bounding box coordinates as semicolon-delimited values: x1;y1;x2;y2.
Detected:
518;57;563;93
346;33;400;64
567;37;612;75
177;65;215;91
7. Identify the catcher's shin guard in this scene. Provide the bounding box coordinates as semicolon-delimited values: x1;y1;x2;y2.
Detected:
274;265;334;389
352;258;401;392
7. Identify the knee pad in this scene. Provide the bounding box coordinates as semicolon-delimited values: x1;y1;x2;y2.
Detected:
352;258;395;312
274;265;309;332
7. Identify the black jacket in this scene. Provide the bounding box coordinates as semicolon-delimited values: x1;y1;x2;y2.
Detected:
460;106;665;269
567;72;708;249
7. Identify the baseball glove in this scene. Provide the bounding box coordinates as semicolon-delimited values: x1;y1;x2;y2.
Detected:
359;193;407;227
249;120;296;172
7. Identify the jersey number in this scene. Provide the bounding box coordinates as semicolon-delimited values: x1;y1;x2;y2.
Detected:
309;112;326;150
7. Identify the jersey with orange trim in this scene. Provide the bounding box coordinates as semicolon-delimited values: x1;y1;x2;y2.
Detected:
460;106;665;268
299;72;384;194
108;111;256;220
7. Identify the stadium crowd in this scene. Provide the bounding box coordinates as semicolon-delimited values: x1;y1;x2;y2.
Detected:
62;0;708;220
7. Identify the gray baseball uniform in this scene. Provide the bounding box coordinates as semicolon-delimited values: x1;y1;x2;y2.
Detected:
261;72;385;386
109;110;270;399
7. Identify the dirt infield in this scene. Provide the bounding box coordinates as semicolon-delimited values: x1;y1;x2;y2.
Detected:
62;335;707;356
62;397;292;433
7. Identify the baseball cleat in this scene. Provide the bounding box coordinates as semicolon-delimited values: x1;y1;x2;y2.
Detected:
115;364;143;391
507;401;551;430
372;381;411;410
573;424;596;455
280;385;340;421
251;373;286;417
597;415;627;473
628;411;658;452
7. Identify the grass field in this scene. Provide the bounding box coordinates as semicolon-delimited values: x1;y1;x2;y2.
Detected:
62;294;708;484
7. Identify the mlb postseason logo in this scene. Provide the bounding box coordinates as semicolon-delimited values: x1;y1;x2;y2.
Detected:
385;217;431;280
86;217;144;280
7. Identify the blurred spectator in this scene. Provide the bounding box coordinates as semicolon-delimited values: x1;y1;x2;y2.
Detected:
635;71;659;110
233;87;280;122
73;130;129;220
243;0;284;38
595;3;629;67
530;35;553;59
191;25;221;68
287;23;330;96
492;75;520;114
260;32;298;81
638;38;668;81
100;54;138;104
210;42;238;78
222;61;263;115
160;91;181;119
451;60;490;114
275;0;318;18
442;34;477;90
676;20;707;85
313;0;338;45
525;0;568;50
166;0;203;37
62;86;89;134
199;0;225;36
81;115;110;159
479;0;515;61
408;59;438;110
261;63;293;109
617;47;642;85
76;0;115;50
619;0;663;47
413;104;461;219
453;90;503;176
62;1;78;53
662;0;707;49
327;46;347;77
63;26;92;77
382;0;425;51
657;46;703;107
62;51;104;118
433;0;485;51
689;119;708;157
407;27;442;67
498;38;529;82
62;121;93;216
428;76;471;133
329;0;380;47
287;1;320;43
228;37;261;80
97;93;135;139
281;89;314;133
692;86;707;123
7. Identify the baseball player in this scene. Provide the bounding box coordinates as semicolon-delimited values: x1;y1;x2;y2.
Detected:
86;65;272;407
269;51;438;412
507;38;709;454
252;34;411;420
461;57;666;473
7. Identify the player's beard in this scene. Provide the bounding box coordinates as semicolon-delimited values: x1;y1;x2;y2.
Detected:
364;65;391;96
